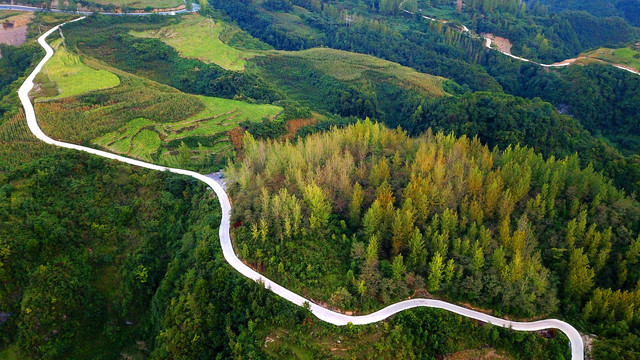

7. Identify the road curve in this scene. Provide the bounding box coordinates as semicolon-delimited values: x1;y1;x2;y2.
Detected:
18;18;584;360
403;9;640;74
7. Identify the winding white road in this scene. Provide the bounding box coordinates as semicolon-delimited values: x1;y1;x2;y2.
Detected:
403;8;640;74
17;18;584;360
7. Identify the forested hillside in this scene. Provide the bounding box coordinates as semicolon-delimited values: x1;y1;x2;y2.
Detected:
228;120;640;358
208;0;640;201
0;151;202;358
527;0;640;26
2;0;640;357
0;8;583;359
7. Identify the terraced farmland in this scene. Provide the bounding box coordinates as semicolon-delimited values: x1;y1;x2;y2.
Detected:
92;96;282;167
34;39;120;100
130;14;269;71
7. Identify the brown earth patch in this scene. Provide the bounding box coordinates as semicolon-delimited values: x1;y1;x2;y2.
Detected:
283;117;317;139
446;348;510;360
227;126;245;152
0;12;32;47
482;33;513;55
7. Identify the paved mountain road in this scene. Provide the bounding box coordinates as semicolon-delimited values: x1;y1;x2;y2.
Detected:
17;18;584;360
403;8;640;73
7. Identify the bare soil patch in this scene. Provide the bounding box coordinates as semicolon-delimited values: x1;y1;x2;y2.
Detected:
482;33;513;55
446;348;510;360
0;12;31;47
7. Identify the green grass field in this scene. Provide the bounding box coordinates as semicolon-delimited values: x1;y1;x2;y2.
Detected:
584;46;640;72
38;39;120;100
92;95;282;166
86;0;183;9
130;14;265;71
162;95;282;140
280;48;447;97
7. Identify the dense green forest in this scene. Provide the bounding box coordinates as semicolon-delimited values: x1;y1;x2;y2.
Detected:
526;0;640;26
471;7;639;63
0;44;41;120
0;151;202;358
0;10;579;359
0;149;572;358
228;120;640;358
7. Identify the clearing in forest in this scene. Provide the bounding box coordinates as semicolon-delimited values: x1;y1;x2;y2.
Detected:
92;95;282;164
276;48;448;98
0;11;32;46
582;46;640;72
35;39;120;100
130;14;268;71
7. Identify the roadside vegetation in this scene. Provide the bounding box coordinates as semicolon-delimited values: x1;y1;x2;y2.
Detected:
581;45;640;72
35;38;120;100
92;95;281;166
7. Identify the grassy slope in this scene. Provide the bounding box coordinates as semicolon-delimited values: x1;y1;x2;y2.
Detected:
130;14;264;71
582;46;640;71
248;47;447;120
92;95;281;164
129;13;446;96
281;47;448;98
37;39;120;100
86;0;183;9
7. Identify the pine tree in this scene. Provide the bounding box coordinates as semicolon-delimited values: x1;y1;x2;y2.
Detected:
349;182;364;226
565;248;595;301
407;228;427;270
428;252;444;292
392;254;406;280
303;183;331;233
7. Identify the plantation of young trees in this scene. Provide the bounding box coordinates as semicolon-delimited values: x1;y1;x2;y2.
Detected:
227;120;640;337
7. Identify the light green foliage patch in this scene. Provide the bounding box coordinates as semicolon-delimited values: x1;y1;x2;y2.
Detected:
129;129;162;160
130;14;265;71
163;96;282;141
93;118;159;161
39;39;120;100
584;46;640;72
92;96;281;167
86;0;183;9
282;47;448;97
